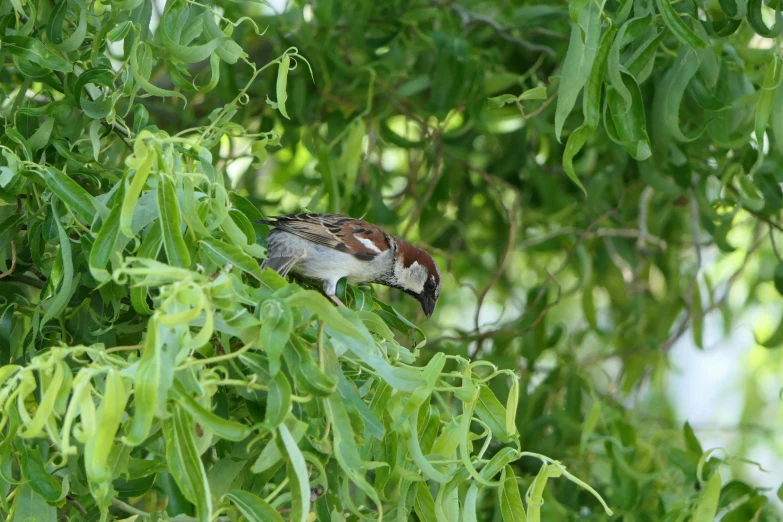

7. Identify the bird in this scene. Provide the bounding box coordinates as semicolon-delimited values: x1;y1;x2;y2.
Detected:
257;213;441;317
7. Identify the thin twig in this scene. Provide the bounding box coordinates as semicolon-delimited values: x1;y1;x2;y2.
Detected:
111;498;230;522
0;240;17;279
451;4;556;55
65;497;88;515
110;499;148;517
521;91;557;121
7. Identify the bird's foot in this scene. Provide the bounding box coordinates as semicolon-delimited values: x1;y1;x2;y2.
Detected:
328;294;347;308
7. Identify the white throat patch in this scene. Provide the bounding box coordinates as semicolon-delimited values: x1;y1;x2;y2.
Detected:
393;259;429;294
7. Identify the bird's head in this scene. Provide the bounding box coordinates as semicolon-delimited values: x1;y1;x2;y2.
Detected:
390;240;441;318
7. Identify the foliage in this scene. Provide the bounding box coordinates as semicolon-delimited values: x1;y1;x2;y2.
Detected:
2;0;783;520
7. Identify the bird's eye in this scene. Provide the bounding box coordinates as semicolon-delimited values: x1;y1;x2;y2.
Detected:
425;278;435;291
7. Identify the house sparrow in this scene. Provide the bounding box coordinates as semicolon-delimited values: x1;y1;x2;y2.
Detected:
258;213;441;317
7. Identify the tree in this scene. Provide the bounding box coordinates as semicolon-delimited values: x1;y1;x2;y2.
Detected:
1;0;781;520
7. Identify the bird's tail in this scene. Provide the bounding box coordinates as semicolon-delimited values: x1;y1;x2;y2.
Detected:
261;255;299;277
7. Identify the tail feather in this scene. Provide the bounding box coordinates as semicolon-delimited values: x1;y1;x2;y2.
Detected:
262;255;299;277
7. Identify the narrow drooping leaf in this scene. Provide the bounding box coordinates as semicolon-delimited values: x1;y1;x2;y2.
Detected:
554;0;603;142
748;0;783;37
756;56;781;144
655;0;708;49
562;25;616;193
277;54;291;119
158;175;191;268
224;490;285;522
163;406;213;522
278;424;310;522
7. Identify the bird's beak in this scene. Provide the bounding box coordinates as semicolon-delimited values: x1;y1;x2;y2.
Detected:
420;295;437;318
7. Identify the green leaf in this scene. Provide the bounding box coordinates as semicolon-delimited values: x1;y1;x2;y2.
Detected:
519;86;547;100
163;406;213;522
41;208;77;328
282;336;336;397
285;290;360;338
692;471;722;522
607;15;651;112
322;344;382;513
654;0;708;49
0;35;72;72
121;138;155;237
74;67;115;109
130;42;187;104
554;0;602;142
718;0;747;18
89;192;123;283
49;0;88;52
276;54;291;119
683;421;703;456
748;0;783;37
721;496;767;522
258;298;293;376
45;168;97;225
340;119;366;204
505;378;519;436
181;178;211;238
242;353;292;429
326;319;420;391
756;56;781;144
107;21;133;42
224;490;285;522
11;484;56;522
251;418;307;474
413;482;438;522
399;352;445;422
488;94;519;108
526;463;562;522
278;424;310;522
499;466;527;522
18;442;62;502
405;412;450;483
562;24;616;194
605;71;652;160
124;318;167;445
84;368;127;503
158;175;191;268
474;384;512;442
28;117;54;151
652;47;703;159
201;11;246;64
170;380;250;441
160;2;223;63
580;400;601;452
200;237;264;279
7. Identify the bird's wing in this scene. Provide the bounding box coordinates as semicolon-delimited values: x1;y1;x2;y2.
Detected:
260;213;391;261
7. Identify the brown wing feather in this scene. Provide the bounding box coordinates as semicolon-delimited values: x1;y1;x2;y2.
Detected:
261;213;391;260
